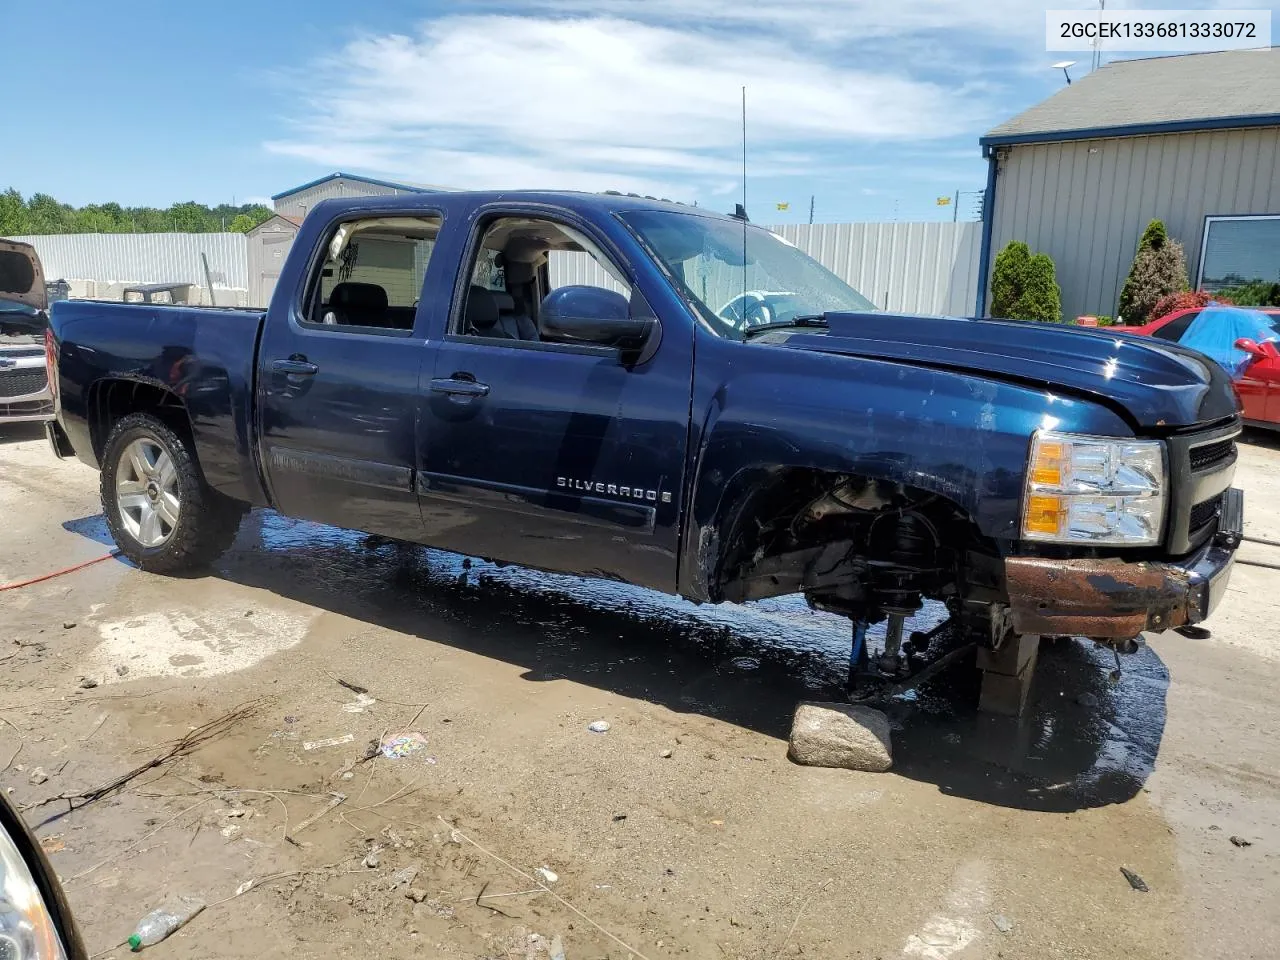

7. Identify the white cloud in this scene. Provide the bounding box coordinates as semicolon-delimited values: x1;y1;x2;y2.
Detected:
265;12;986;200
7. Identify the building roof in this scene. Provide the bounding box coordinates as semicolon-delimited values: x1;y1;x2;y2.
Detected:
271;172;451;201
983;47;1280;147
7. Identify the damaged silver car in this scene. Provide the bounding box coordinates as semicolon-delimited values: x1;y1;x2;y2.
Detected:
0;240;54;423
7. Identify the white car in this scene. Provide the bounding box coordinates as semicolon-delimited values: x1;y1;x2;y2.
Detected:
0;241;53;424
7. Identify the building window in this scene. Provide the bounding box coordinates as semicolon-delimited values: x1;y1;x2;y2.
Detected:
1198;215;1280;294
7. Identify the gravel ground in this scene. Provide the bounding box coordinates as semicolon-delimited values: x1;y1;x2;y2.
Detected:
1;421;1278;960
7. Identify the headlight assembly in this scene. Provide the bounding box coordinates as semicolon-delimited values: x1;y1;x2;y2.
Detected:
1023;431;1166;546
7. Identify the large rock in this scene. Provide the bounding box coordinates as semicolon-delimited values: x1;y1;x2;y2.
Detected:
788;702;893;772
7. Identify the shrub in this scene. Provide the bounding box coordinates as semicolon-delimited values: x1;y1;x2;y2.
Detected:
1018;253;1063;323
1149;289;1235;321
990;241;1062;322
990;241;1030;319
1117;219;1189;323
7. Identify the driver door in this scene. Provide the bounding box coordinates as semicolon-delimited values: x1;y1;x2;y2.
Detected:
417;207;694;592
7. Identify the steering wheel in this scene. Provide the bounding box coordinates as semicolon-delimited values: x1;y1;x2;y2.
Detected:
743;298;775;329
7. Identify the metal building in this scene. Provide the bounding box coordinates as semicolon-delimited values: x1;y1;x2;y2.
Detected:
978;48;1280;320
245;173;451;306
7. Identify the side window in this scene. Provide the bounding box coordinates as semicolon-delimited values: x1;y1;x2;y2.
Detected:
1152;311;1198;342
455;216;631;343
305;215;442;332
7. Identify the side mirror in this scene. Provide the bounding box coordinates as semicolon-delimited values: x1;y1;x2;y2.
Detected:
0;790;87;958
1235;337;1266;359
540;286;655;360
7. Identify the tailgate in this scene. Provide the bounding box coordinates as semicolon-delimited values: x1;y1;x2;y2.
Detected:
0;240;46;311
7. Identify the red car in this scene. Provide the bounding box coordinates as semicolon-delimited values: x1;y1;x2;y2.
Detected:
1127;306;1280;429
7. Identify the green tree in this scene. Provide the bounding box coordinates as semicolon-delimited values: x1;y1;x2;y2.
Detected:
1017;253;1062;323
990;240;1030;318
26;193;78;233
989;240;1062;322
1117;219;1187;322
2;187;273;235
168;201;210;233
0;188;30;235
228;214;256;233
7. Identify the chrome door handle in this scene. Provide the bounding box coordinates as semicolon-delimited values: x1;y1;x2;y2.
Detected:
272;358;319;376
430;377;490;397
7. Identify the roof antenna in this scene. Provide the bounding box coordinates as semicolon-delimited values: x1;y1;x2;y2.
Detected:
1051;60;1077;85
740;85;748;319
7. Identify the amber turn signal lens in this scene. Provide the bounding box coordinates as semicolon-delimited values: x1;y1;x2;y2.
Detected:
1030;440;1065;487
1024;495;1065;535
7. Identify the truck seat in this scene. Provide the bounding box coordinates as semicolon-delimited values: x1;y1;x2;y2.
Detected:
324;282;389;327
490;290;539;341
464;285;508;338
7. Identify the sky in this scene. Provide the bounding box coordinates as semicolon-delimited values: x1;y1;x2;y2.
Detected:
3;0;1271;224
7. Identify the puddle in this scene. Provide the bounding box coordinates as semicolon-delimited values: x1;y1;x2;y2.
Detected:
67;509;1169;809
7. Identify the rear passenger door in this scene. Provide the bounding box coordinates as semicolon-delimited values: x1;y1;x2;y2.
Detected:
256;211;442;538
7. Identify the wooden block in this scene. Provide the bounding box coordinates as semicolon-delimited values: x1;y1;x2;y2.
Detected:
977;632;1040;676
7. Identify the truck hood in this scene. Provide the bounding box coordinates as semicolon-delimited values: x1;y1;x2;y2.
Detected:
780;312;1239;429
0;240;46;312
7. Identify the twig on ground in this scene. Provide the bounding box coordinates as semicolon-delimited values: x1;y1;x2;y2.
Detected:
288;792;346;840
325;672;369;696
26;700;263;814
471;879;518;919
0;715;24;738
79;713;109;743
438;817;653;960
0;686;177;713
65;798;214;884
451;887;543;903
774;877;834;960
353;777;422;813
2;742;22;774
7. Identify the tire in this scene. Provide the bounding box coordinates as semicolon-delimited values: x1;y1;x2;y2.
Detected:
100;412;245;574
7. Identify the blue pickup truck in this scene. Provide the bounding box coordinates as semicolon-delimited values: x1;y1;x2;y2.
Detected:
40;191;1243;710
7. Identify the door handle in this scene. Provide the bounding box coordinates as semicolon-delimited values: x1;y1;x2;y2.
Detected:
430;377;490;398
272;358;319;376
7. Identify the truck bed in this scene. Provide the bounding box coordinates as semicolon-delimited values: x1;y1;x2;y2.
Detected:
48;300;269;505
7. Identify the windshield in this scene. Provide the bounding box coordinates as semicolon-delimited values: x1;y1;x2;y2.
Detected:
619;209;877;339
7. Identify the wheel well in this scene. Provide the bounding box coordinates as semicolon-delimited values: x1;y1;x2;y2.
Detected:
88;380;195;464
712;467;999;618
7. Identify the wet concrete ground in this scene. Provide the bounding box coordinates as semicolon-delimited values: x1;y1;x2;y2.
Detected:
2;422;1279;959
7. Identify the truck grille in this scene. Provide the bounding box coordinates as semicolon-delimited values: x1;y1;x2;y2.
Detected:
1189;438;1235;472
1188;495;1222;533
1165;421;1240;554
0;368;47;398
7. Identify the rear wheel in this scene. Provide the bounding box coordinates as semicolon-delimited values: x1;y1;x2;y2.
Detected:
101;413;245;574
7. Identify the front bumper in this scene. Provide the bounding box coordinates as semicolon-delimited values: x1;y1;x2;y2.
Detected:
1005;487;1243;639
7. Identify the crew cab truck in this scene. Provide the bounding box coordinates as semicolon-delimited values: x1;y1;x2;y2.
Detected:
41;191;1244;715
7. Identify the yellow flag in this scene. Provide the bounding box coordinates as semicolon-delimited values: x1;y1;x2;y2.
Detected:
936;196;952;206
776;202;790;211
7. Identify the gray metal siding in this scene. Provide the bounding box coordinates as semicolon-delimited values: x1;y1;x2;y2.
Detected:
989;126;1280;320
772;222;981;316
6;232;247;289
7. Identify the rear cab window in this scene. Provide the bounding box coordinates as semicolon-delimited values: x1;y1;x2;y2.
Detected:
303;215;443;334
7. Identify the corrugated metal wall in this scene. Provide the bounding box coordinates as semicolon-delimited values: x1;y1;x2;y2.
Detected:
7;232;247;289
989;126;1280;320
772;222;981;316
549;221;981;317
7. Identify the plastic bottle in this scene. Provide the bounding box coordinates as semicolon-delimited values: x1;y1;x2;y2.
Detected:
127;899;205;951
